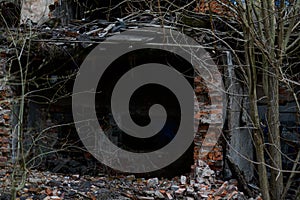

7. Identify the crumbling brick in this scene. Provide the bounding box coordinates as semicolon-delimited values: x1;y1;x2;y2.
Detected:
0;48;12;172
0;156;7;162
194;74;224;173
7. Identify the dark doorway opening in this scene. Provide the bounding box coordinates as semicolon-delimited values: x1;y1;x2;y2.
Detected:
22;45;195;178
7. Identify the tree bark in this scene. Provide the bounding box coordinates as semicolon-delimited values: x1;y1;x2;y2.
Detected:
267;70;283;200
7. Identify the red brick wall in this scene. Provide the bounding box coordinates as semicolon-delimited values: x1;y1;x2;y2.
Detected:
193;75;224;173
0;48;12;169
194;0;235;17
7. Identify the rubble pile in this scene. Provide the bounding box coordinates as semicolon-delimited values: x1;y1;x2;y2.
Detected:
0;161;260;200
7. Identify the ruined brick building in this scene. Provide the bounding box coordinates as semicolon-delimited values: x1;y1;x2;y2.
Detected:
0;0;299;191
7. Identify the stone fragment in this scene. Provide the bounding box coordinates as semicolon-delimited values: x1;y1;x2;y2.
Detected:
72;174;80;179
180;175;187;185
202;166;215;177
186;187;194;194
166;192;173;199
144;190;155;195
29;178;43;184
213;181;228;196
147;177;158;188
154;190;164;199
50;196;60;200
196;176;205;184
175;188;186;194
171;185;179;191
137;196;155;200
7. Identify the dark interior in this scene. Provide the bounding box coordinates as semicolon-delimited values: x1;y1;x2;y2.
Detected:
22;45;195;178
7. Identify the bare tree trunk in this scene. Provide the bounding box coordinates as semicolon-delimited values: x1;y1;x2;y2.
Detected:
242;15;270;198
249;83;271;200
267;69;283;200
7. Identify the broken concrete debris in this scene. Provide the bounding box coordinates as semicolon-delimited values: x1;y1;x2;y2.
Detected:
0;161;260;200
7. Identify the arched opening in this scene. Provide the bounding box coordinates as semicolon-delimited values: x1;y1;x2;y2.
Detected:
19;41;210;178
